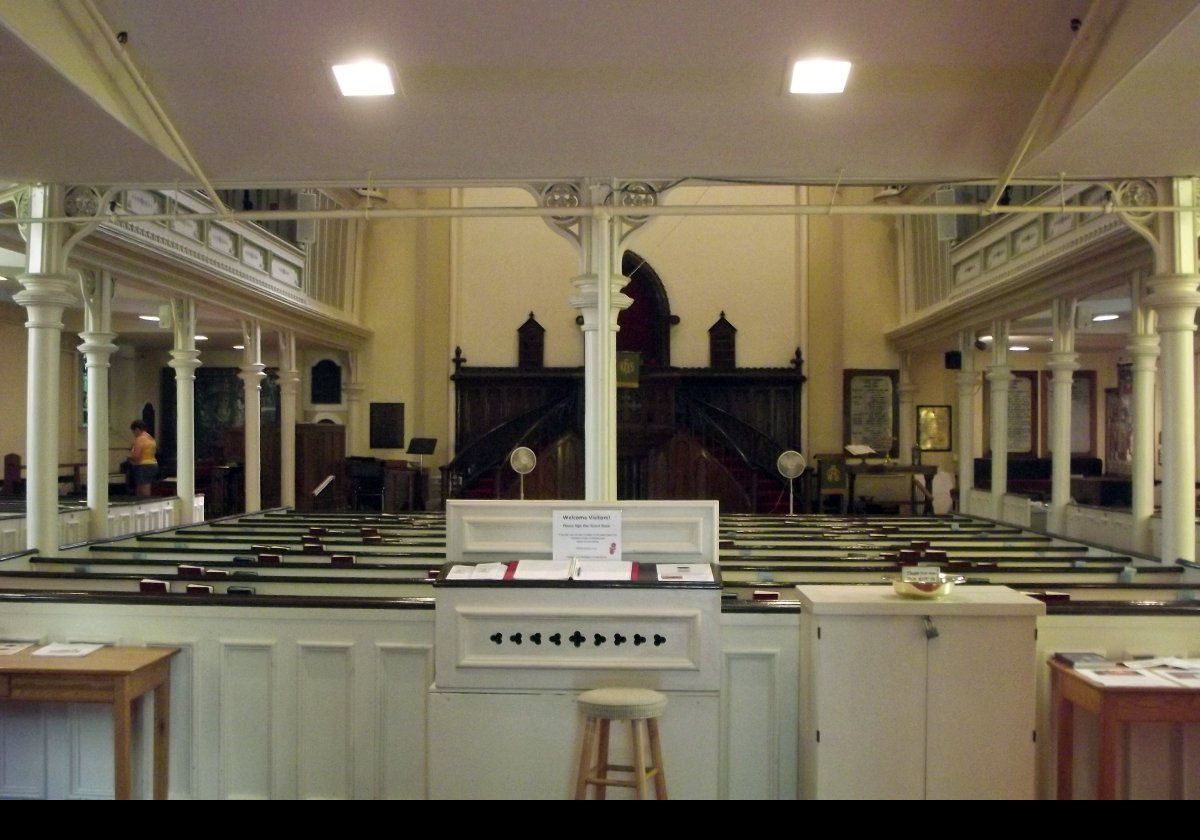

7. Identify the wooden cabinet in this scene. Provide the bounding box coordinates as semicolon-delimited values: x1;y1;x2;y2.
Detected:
797;585;1044;799
294;423;344;511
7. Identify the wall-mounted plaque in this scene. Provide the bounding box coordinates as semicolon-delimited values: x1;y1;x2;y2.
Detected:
917;405;952;451
843;369;899;458
1038;370;1097;457
370;402;405;449
983;370;1038;456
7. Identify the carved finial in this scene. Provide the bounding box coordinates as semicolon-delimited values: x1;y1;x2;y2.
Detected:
452;346;467;371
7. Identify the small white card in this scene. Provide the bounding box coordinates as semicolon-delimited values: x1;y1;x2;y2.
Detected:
553;509;621;563
0;642;33;656
656;564;714;583
32;643;104;658
902;565;942;584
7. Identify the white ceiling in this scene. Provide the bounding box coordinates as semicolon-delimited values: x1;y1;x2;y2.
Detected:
3;0;1199;188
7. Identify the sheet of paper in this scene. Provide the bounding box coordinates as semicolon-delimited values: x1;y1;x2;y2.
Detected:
1081;668;1180;688
573;561;633;581
32;643;104;658
656;563;715;583
1156;669;1200;687
0;642;33;656
470;562;508;580
444;565;474;580
512;559;574;581
552;509;621;563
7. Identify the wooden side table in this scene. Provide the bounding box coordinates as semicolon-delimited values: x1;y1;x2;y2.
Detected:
0;646;179;799
1050;659;1200;799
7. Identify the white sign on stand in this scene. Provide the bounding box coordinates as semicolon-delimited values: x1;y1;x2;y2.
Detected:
552;509;621;562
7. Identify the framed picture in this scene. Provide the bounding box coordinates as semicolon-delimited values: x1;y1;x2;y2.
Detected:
917;405;952;451
842;369;899;458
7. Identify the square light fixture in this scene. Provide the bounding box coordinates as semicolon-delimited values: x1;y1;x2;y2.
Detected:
789;59;851;94
332;60;396;97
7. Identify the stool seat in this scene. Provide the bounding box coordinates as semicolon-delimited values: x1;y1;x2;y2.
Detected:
577;687;667;720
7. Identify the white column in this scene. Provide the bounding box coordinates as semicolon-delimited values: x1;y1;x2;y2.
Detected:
1128;275;1159;555
239;320;265;512
956;331;977;514
344;351;364;455
1147;273;1200;563
77;271;117;539
169;299;201;523
1047;298;1079;534
986;320;1011;521
570;191;632;501
897;351;915;465
278;331;299;508
15;184;74;551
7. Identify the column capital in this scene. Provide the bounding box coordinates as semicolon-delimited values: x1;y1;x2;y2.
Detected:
1146;273;1200;331
238;362;267;384
1127;332;1160;370
15;273;76;325
955;370;978;390
985;366;1012;384
897;383;917;400
1046;351;1080;374
342;382;365;400
569;273;633;331
77;331;118;364
169;348;203;378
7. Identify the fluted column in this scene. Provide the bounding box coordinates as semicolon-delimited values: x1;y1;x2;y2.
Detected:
1146;273;1200;563
570;194;632;500
239;320;265;512
897;351;916;465
955;331;977;514
986;320;1011;521
169;299;201;523
1047;298;1079;534
77;271;117;539
15;184;74;551
278;331;299;508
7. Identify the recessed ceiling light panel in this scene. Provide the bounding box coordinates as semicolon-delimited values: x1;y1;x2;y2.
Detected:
332;60;396;97
138;315;160;322
1009;345;1030;352
1092;313;1120;322
789;59;851;94
194;335;208;341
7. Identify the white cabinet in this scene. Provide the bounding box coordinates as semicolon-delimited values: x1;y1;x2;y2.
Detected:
797;585;1044;799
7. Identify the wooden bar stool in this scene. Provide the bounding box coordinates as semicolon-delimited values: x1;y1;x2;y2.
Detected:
574;687;668;800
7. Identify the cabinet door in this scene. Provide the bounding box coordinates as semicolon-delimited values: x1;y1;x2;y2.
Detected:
812;615;927;799
925;616;1037;799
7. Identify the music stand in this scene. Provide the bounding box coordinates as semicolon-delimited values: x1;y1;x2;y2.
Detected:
406;438;437;469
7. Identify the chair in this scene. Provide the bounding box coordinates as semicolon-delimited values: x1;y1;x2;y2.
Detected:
344;457;384;511
574;687;669;800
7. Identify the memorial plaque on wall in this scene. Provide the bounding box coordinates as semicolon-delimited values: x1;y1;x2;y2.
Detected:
1038;370;1097;457
842;370;899;457
1007;374;1033;453
370;402;405;449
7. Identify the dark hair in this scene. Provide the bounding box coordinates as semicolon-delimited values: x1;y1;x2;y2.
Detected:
130;420;147;432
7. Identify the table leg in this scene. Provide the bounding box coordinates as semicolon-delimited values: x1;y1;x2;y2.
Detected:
1096;705;1121;800
113;681;133;800
153;679;171;799
1053;671;1073;800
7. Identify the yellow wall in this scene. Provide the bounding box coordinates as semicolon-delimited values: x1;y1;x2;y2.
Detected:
354;189;452;465
805;187;901;456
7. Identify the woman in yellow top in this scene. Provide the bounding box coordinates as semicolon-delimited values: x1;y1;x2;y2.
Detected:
129;420;158;497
